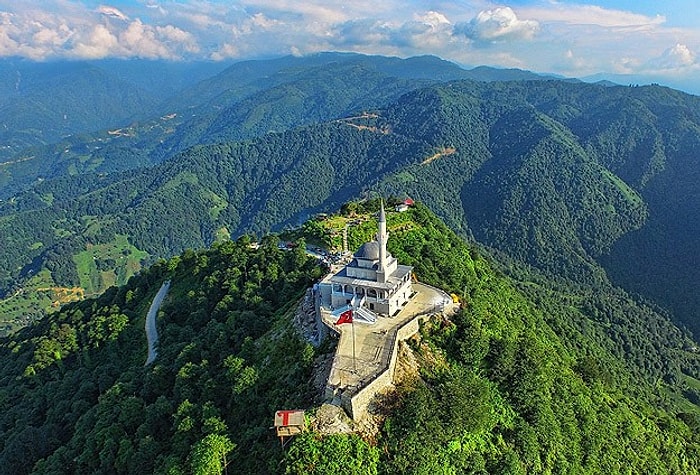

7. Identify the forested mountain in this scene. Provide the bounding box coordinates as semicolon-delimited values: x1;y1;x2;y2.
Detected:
89;59;233;103
0;53;552;199
1;68;699;341
0;203;697;474
0;61;157;160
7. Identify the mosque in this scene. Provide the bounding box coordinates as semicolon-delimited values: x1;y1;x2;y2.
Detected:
318;202;413;319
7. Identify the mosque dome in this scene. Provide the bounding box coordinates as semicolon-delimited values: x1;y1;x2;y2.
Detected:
354;241;380;260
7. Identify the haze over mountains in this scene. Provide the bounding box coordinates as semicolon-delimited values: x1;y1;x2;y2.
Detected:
0;53;553;198
0;52;698;341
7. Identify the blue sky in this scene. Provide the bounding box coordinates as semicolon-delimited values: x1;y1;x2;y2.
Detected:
1;1;699;93
565;0;699;26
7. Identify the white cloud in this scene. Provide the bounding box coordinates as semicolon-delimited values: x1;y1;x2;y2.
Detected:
560;48;590;71
32;22;72;47
458;49;532;70
418;11;451;29
71;24;119;59
0;2;202;60
456;7;539;43
157;24;199;53
144;1;167;16
663;43;695;66
244;0;374;25
249;12;280;29
121;20;167;58
177;12;228;30
332;18;387;43
521;4;665;29
645;43;697;72
232;12;282;36
210;42;239;61
97;5;129;22
384;11;455;50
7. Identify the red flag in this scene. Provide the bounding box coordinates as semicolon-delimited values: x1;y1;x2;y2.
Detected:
335;309;353;325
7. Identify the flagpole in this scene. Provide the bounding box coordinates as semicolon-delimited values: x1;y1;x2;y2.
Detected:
352;313;356;373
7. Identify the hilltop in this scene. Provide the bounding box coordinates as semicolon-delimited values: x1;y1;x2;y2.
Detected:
0;201;697;474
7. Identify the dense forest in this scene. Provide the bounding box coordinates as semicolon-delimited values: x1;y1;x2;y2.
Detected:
0;203;697;473
0;53;486;199
0;233;323;474
1;63;699;340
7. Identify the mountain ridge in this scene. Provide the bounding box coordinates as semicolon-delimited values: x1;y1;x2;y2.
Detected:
2;73;700;340
0;53;560;199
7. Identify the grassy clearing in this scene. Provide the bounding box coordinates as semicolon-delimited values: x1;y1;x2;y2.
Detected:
73;234;149;295
0;270;84;336
685;373;700;391
602;168;643;205
215;226;231;242
74;250;100;293
1;234;150;335
206;190;228;220
662;373;700;415
293;202;422;253
28;241;44;251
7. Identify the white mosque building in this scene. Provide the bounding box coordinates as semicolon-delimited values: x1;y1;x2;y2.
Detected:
318;202;413;318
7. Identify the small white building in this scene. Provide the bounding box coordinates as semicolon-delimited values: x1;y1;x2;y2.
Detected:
319;202;413;316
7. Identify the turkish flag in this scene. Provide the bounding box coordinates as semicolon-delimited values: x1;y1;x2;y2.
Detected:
335;309;353;325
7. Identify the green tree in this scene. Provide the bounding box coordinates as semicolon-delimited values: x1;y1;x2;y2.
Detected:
285;433;378;475
189;434;235;475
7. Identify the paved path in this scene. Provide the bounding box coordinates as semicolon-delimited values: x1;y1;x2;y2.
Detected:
145;280;170;366
323;282;454;393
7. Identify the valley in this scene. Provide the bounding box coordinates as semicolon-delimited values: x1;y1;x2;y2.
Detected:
0;52;698;473
1;59;699;340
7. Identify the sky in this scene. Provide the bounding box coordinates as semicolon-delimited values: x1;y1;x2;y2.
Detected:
1;0;699;93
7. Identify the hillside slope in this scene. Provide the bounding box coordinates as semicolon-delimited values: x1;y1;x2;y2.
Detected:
0;203;697;474
3;76;700;338
0;61;160;162
0;53;463;199
0;53;557;200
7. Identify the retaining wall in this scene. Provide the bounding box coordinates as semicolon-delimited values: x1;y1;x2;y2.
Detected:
345;313;429;420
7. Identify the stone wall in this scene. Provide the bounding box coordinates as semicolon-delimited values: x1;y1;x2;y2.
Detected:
318;281;456;422
295;288;328;347
345;313;429;421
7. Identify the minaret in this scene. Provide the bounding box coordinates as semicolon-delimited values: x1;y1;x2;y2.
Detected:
377;200;388;281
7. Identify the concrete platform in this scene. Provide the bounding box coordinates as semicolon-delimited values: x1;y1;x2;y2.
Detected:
321;283;454;398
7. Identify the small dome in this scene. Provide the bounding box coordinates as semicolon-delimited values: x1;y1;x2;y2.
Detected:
355;241;380;260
